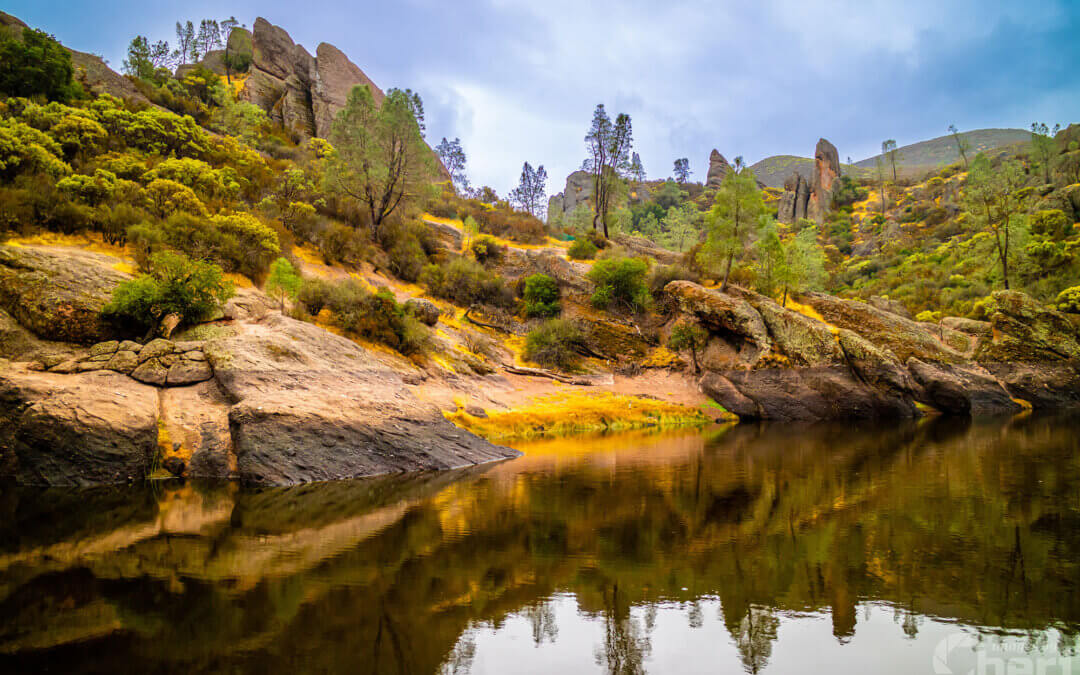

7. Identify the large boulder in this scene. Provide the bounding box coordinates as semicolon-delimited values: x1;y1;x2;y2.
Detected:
907;359;1021;415
726;287;843;366
203;313;518;485
976;290;1080;362
0;245;130;344
0;366;159;485
312;42;385;138
548;170;594;217
777;173;810;223
665;281;771;361
803;292;965;363
241;18;317;141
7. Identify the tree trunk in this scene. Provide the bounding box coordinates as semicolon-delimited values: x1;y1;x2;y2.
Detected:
690;345;700;375
720;252;734;292
782;285;788;307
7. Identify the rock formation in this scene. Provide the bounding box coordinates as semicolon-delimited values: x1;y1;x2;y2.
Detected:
664;281;1079;421
776;138;840;223
706;150;731;188
777;173;810;223
548;170;594;218
807;138;841;221
240;17;385;142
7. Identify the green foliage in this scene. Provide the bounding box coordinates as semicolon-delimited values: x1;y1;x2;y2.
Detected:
779;226;827;302
420;256;512;307
103;251;234;333
130;211;280;280
0;117;71;178
647;264;700;298
143;157;240;199
470;234;504;264
322;279;430;354
522;273;561;318
568;237;598;260
915;310;942;323
524;319;584;371
56;169;117;206
297;277;333;316
145;178;208;217
700;169;766;290
667;321;708;373
1029;209;1071;240
831;175;868;208
1056;286;1080;314
586;257;650;312
0;28;80;102
265;257;302;309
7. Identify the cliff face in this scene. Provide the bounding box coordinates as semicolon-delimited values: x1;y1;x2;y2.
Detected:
240;17;385;142
777;138;839;223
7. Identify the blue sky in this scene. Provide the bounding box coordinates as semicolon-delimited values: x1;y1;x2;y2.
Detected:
7;0;1079;195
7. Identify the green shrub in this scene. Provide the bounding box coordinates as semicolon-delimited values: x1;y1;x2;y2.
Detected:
265;257;302;310
470;234;504;264
648;264;699;297
568;237;598;260
915;310;942;323
102;251;234;334
131;211;280;280
297;277;333;316
324;280;430;354
587;257;651;312
0;28;81;102
668;321;709;374
420;256;512;307
1030;209;1071;240
386;234;427;281
524;319;585;370
522;273;561;318
1057;286;1080;314
56;169;117;206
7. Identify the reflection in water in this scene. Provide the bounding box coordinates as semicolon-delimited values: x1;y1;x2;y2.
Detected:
0;415;1078;673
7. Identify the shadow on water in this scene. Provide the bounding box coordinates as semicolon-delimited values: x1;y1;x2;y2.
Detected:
0;414;1078;673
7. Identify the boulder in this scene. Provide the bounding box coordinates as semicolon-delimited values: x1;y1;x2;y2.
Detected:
159;380;234;479
104;350;139;374
130;359;169;386
976;290;1080;362
705;366;917;421
312;42;385;138
665;281;770;361
726;287;843;366
0;308;76;363
203;313;518;485
705;149;731;188
777;173;810;223
980;361;1080;409
803;292;965;363
166;359;213;385
868;296;912;320
0;366;158;485
548;170;593;217
907;359;1020;415
942;317;992;337
0;245;130;344
807;138;841;222
404;298;441;326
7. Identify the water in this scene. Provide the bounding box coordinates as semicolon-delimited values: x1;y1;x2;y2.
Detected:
1;415;1078;674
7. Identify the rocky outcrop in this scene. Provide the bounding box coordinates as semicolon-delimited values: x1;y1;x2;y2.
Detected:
705;150;731;188
666;282;1078;420
777;173;810;223
204;313;518;486
548;170;593;218
807;138;841;221
240;17;384;143
610;233;682;266
45;338;215;386
776;138;840;223
0;367;159;485
868;296;912;320
0;245;130;344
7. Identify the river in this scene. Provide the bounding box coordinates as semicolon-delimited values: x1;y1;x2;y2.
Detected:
1;414;1078;673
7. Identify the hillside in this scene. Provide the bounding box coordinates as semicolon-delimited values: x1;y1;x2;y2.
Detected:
853;128;1031;170
749;155;871;188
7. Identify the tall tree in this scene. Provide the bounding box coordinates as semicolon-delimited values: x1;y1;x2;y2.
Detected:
584;104;633;238
435;137;469;193
193;19;221;62
392;88;425;138
662;204;699;252
948;124;970;169
174;21;195;65
882;139;899;182
122;36;154;80
673;158;691;184
629;152;646;183
1030;122;1061;185
754;216;784;297
778;226;826;306
701;168;766;292
963;154;1031;290
509;161;548;217
325;85;438;236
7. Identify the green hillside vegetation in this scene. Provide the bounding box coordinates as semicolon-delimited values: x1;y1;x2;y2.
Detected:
853;128;1032;170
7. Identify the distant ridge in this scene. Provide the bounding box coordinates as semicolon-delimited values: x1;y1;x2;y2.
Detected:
747;128;1031;187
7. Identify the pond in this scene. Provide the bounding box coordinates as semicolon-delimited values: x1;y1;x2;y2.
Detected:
1;414;1078;673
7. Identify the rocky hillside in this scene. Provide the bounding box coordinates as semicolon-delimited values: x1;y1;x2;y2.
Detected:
853;128;1031;170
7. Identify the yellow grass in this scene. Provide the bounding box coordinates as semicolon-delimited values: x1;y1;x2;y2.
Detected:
444;391;710;442
784;298;839;335
4;231;130;258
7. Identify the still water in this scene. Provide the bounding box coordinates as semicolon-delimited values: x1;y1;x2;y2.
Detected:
1;415;1078;674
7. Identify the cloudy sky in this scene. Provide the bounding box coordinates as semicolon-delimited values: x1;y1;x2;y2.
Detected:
8;0;1079;195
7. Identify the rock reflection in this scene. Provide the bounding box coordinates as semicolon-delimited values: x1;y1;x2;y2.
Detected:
0;414;1077;673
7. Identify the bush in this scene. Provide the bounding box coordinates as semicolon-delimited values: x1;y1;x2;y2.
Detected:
145;178;208;217
524;319;584;370
265;257;302;310
470;234;504;264
0;28;81;102
915;310;942;323
522;273;561;318
568;237;598;260
420;256;512;307
131;211;280;280
1030;210;1072;240
1057;286;1080;314
323;280;431;354
102;251;234;334
647;264;699;297
297;277;333;316
668;321;708;374
587;257;651;312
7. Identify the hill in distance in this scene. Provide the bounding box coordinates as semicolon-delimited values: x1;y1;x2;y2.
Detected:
748;128;1031;188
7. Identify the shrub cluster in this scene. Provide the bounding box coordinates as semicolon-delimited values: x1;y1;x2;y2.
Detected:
420;256;513;307
587;257;651;312
522;273;561;318
524;319;585;370
297;277;431;354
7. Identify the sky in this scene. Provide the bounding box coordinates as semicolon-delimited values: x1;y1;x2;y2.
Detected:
7;0;1080;196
